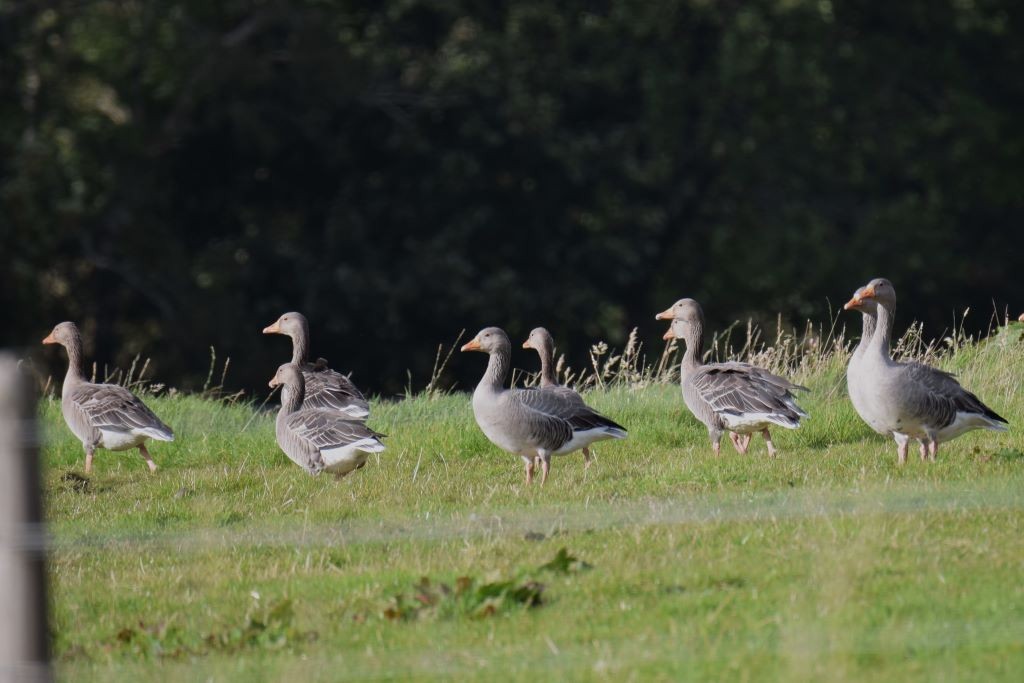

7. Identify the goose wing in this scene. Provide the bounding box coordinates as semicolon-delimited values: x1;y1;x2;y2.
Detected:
300;361;370;417
900;362;1007;427
506;388;579;451
692;362;808;424
544;384;588;409
515;387;626;442
69;383;174;439
285;408;385;452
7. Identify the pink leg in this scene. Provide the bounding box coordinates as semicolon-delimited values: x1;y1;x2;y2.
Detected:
540;456;551;485
85;446;95;474
523;456;534;484
729;432;749;454
928;440;939;462
896;440;908;465
582;447;593;470
761;429;777;458
918;442;928;461
139;444;158;473
712;439;721;457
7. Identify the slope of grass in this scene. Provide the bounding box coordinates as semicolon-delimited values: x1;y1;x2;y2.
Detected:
43;323;1024;681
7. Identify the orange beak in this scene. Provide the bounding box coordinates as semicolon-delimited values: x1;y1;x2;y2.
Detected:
262;320;282;334
860;284;877;300
461;338;482;352
42;332;57;344
662;327;675;341
655;307;674;321
842;295;862;311
522;340;532;349
1018;313;1024;322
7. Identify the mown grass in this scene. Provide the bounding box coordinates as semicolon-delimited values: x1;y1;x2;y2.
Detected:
43;322;1024;681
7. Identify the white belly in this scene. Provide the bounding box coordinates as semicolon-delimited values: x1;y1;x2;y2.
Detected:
98;429;149;451
320;439;383;476
552;427;623;456
936;412;1007;442
720;413;779;434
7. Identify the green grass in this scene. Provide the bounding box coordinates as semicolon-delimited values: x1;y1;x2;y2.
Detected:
44;325;1024;681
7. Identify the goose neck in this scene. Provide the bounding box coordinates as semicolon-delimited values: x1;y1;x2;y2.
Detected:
868;300;895;360
62;334;86;385
854;312;876;358
680;321;704;378
538;344;557;387
290;329;309;365
279;381;305;416
479;347;510;392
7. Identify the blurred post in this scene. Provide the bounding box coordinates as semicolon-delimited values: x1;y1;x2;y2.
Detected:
0;355;50;682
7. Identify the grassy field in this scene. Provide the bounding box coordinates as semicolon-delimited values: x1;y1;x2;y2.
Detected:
43;323;1024;681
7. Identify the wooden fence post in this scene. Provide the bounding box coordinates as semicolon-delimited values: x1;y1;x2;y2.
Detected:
0;355;51;682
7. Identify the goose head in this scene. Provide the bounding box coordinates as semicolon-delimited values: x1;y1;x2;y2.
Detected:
656;299;703;345
42;321;79;347
262;312;308;338
854;278;896;309
461;327;510;354
522;327;554;352
655;298;703;323
662;318;688;341
843;285;878;313
655;298;703;324
268;362;304;389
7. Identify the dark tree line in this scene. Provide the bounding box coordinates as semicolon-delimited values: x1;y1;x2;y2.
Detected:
2;0;1023;397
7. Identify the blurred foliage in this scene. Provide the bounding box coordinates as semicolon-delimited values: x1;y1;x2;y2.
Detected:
2;0;1023;396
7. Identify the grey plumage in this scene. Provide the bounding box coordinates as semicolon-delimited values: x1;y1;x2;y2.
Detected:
43;321;173;473
846;278;1007;463
691;362;807;428
263;312;369;418
656;299;807;457
523;327;585;400
269;363;385;477
463;327;627;484
523;327;605;469
844;285;886;434
522;328;565;387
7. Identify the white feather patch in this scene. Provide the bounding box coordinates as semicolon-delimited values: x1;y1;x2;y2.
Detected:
720;412;800;432
98;429;149;451
552;426;627;456
339;405;370;419
320;438;385;475
936;411;1008;441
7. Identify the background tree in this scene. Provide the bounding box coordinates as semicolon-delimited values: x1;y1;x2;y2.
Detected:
2;0;1022;396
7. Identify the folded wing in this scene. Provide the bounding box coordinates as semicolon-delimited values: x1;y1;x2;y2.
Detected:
70;383;174;441
692;362;808;428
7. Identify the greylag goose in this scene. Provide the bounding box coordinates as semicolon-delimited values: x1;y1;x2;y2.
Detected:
269;363;385;477
461;327;627;484
262;312;369;419
522;327;567;390
846;278;1007;463
655;300;807;457
844;287;917;459
522;327;594;468
42;322;173;473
